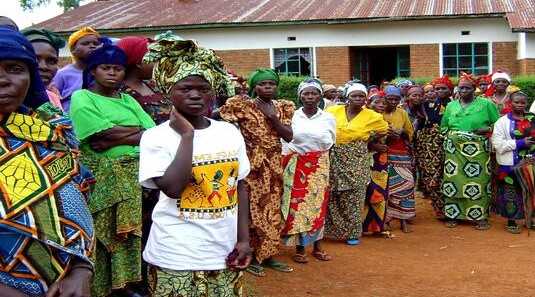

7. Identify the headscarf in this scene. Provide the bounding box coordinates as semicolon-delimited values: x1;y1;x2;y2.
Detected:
21;28;66;53
423;83;434;92
368;90;384;105
143;31;233;97
492;71;511;83
478;74;492;85
431;75;454;91
297;78;323;97
0;16;19;31
385;85;401;98
345;82;367;97
116;36;151;66
323;84;336;92
68;26;100;51
0;28;48;109
248;68;279;97
82;43;127;89
396;79;413;88
407;85;424;95
458;72;477;87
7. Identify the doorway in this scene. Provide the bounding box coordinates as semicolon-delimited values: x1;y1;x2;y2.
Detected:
351;46;410;86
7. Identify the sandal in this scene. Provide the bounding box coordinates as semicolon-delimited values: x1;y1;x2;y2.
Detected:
246;263;266;277
474;220;491;231
292;253;308;264
445;220;458;228
264;259;293;273
506;224;522;234
312;250;332;261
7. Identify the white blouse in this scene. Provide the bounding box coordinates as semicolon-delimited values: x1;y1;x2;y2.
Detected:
282;108;336;155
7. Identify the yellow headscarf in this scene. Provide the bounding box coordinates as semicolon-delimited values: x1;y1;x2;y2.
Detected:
67;27;100;51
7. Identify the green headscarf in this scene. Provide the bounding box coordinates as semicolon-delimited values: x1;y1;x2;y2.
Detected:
248;68;279;97
143;31;234;97
21;28;66;53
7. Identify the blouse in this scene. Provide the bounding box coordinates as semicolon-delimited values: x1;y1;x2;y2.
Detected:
326;105;389;144
441;97;500;133
282;107;336;155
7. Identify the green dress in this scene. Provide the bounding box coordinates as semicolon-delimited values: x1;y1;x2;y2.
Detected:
440;97;499;221
70;89;156;296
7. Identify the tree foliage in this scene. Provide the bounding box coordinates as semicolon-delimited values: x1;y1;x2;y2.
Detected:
20;0;80;12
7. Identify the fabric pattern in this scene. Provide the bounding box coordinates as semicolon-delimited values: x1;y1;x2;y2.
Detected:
281;151;330;247
0;108;95;296
119;81;172;125
148;265;243;297
386;153;416;221
325;141;370;240
363;145;388;233
219;95;294;262
514;161;535;228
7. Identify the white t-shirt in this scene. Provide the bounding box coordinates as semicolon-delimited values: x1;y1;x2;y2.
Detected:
282;108;336;155
139;119;250;271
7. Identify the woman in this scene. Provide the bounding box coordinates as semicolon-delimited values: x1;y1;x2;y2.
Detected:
486;71;512;114
220;68;294;276
139;32;252;296
404;86;424;132
325;83;389;244
281;79;335;263
53;26;101;112
478;74;492;96
363;93;390;234
383;86;415;233
21;28;65;110
492;91;535;233
0;27;95;297
70;44;156;296
117;36;172;125
423;83;436;103
441;73;500;230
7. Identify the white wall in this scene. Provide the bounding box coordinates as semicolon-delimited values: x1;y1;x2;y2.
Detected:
518;32;535;59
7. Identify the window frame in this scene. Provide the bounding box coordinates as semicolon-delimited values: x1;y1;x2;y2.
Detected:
440;42;492;77
271;47;314;77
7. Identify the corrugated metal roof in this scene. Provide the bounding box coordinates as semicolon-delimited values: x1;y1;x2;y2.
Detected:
35;0;535;33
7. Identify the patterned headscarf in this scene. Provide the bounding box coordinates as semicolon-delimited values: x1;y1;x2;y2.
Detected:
458;72;478;87
67;27;100;51
385;85;401;97
396;79;413;88
297;78;323;97
431;75;454;91
143;31;233;96
248;68;279;97
21;28;66;53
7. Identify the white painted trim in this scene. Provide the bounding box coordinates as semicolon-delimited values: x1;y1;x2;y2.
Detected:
439;42;444;76
269;47;274;68
312;46;318;78
488;42;493;73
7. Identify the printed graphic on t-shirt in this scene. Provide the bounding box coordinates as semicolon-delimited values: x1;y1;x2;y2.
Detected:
178;151;240;216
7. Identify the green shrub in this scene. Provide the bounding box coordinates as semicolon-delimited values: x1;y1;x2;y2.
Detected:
277;75;307;106
513;75;535;102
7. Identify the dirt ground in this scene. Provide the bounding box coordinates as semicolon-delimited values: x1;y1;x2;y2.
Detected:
245;198;535;297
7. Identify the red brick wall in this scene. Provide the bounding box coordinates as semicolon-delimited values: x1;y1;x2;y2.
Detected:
216;49;270;78
518;59;535;75
492;42;518;75
316;46;351;85
409;44;439;78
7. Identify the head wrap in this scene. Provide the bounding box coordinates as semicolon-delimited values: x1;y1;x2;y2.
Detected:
298;78;323;97
0;16;19;31
0;28;48;109
143;31;233;97
368;90;384;104
478;74;492;85
68;27;100;51
492;71;511;83
385;85;401;98
248;68;279;97
323;84;336;92
396;79;413;88
116;36;151;66
458;72;477;87
82;43;127;88
423;83;434;92
407;85;424;95
431;75;454;91
345;82;367;97
21;28;66;53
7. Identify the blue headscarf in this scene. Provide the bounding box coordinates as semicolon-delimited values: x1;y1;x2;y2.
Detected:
0;28;48;109
385;85;401;98
82;43;127;89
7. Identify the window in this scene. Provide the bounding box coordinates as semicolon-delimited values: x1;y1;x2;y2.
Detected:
396;47;410;77
442;43;489;77
273;48;313;76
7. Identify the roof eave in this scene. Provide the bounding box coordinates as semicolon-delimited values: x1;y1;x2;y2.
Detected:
50;13;508;35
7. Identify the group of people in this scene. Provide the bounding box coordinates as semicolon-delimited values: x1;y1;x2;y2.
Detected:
1;16;535;297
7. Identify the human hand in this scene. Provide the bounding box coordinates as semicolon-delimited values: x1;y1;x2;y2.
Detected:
226;241;253;271
369;142;388;153
46;267;92;297
89;138;112;152
524;137;535;146
474;127;491;135
255;99;277;121
169;108;194;136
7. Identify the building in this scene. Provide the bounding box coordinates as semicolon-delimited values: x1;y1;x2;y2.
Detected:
36;0;535;85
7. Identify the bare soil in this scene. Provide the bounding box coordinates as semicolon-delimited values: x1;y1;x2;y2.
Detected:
246;198;535;297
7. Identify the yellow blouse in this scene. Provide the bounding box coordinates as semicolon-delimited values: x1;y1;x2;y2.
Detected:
382;107;414;141
326;105;389;144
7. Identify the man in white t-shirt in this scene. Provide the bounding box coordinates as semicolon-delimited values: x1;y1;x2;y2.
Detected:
138;32;252;297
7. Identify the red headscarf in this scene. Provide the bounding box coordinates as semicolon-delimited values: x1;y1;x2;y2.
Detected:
116;36;152;66
458;72;478;87
431;75;454;91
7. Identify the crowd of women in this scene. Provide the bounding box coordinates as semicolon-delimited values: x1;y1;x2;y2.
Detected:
1;18;535;297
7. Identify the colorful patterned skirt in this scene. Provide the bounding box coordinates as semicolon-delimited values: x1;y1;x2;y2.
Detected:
442;131;491;221
81;152;143;297
148;265;243;297
363;151;388;233
415;124;445;218
325;141;370;240
513;159;535;227
281;151;330;247
495;165;525;220
385;147;416;221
